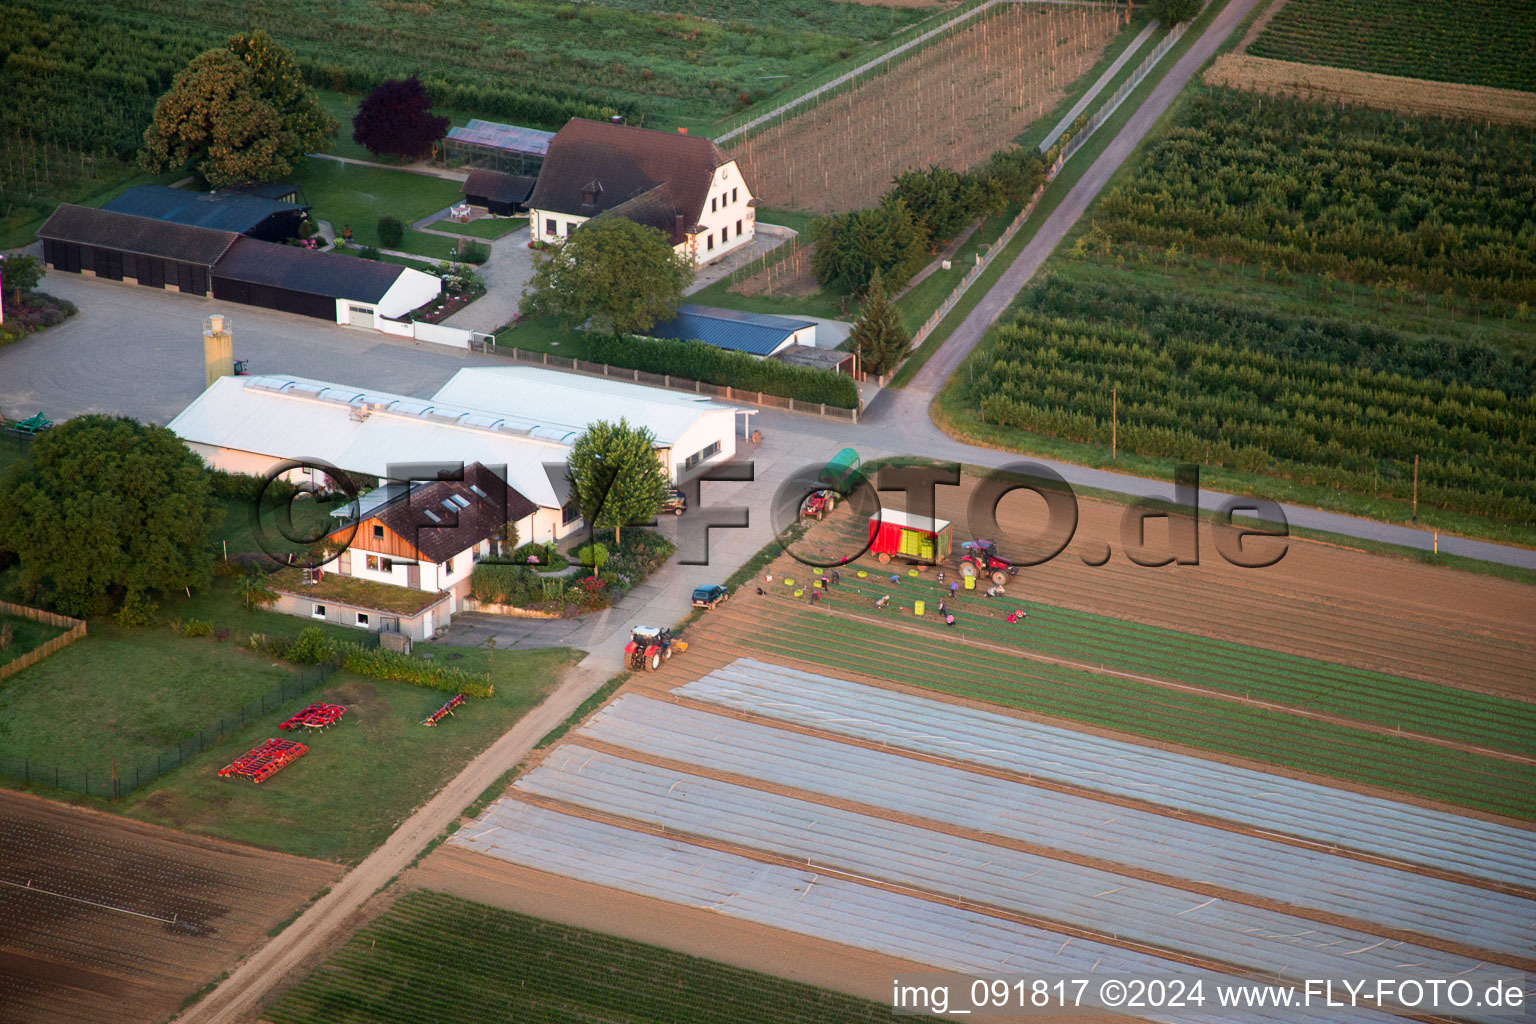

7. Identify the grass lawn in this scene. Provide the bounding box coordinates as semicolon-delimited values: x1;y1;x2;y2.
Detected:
211;494;351;563
494;316;595;356
439;217;525;241
120;643;579;862
290;160;463;255
0;574;582;862
0;614;67;670
268;890;893;1024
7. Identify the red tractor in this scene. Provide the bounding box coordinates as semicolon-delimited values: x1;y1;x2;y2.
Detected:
957;539;1018;587
800;489;834;519
625;626;688;671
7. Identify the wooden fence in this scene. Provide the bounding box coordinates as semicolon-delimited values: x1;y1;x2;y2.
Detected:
0;602;87;681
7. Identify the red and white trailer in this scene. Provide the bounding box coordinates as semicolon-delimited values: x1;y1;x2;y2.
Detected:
867;509;953;564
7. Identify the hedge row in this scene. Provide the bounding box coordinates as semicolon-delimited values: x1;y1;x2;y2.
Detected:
587;334;859;409
335;642;494;699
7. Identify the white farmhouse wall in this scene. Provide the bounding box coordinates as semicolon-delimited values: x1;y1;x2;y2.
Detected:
692;160;755;265
668;409;737;481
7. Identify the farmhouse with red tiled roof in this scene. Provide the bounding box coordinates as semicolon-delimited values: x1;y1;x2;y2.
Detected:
526;118;757;265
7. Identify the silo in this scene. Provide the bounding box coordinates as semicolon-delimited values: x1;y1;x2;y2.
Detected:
203;314;233;388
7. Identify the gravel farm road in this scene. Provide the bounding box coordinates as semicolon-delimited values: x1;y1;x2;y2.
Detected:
170;6;1275;1023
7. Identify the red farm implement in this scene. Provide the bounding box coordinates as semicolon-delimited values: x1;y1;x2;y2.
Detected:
424;694;466;727
218;738;307;784
279;703;347;732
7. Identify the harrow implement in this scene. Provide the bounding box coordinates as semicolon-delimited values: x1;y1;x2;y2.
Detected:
424;694;466;727
219;738;308;784
280;702;347;731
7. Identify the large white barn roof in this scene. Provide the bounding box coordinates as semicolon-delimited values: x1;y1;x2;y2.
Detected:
431;366;742;446
167;374;576;508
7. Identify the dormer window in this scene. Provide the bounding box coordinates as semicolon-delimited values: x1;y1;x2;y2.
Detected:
580;180;603;206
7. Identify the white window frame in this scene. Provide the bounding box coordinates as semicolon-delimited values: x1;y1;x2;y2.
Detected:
312;604;326;619
356;612;370;627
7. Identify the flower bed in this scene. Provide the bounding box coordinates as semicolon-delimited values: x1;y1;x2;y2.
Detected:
469;529;674;617
0;292;77;346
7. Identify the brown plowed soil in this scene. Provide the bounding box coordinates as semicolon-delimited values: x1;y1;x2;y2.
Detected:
729;4;1125;213
0;790;338;1024
784;480;1536;697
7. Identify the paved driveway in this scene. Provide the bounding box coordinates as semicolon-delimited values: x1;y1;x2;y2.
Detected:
0;270;503;424
441;230;536;334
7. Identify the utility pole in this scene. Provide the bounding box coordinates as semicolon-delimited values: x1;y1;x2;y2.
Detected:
1412;454;1418;521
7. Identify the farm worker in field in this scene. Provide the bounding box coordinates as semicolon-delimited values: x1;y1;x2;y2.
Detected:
875;595;891;610
945;614;956;626
937;599;947;616
829;570;840;586
890;574;901;584
949;581;960;596
986;585;1004;598
809;589;822;605
937;571;946;585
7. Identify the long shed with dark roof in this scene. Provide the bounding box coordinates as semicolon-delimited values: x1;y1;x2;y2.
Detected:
103;186;309;242
37;204;441;323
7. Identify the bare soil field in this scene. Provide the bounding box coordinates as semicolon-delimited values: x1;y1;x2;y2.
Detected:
1205;54;1536;126
787;477;1536;698
0;790;338;1024
729;3;1126;213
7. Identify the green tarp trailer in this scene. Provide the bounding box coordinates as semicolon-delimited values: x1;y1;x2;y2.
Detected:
867;509;953;564
820;447;861;490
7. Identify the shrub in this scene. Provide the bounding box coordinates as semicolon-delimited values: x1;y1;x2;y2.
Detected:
289;625;332;664
455;240;489;264
115;592;159;628
334;642;493;697
246;632;295;660
583;334;858;408
177;617;214;637
469;563;541;606
298;218;316;240
357;245;383;261
573;542;609;571
377;215;404;248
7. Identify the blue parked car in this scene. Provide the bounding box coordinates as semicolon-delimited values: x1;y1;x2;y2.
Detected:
691;584;730;610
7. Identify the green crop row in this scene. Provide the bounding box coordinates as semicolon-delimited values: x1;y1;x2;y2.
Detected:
1249;0;1536;93
805;569;1536;754
1090;90;1536;305
0;0;928;159
740;606;1536;819
267;890;894;1024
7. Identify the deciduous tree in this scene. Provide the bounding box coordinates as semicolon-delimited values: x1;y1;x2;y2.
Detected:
140;32;335;187
352;75;451;160
520;217;693;334
1;253;43;311
1149;0;1202;25
566;419;667;545
809;199;929;296
0;416;220;616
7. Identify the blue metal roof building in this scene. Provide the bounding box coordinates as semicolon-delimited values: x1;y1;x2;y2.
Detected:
647;303;816;357
103;186;309;243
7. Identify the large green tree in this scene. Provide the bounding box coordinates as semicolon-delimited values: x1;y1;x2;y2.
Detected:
848;270;910;376
1149;0;1202;25
566;419;667;545
1;253;43;312
520;217;694;334
0;417;220;616
809;199;929;296
140;31;335;187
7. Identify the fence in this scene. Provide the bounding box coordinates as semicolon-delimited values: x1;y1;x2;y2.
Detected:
900;8;1191;353
909;180;1050;347
495;346;861;422
1052;17;1189;164
0;602;87;681
376;315;473;349
0;663;334;800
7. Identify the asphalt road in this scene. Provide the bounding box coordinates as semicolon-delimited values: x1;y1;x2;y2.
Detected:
14;4;1534;1021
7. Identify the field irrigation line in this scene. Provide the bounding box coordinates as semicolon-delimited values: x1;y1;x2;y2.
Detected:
773;600;1536;768
0;877;179;924
715;0;1127;145
1037;19;1159;152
